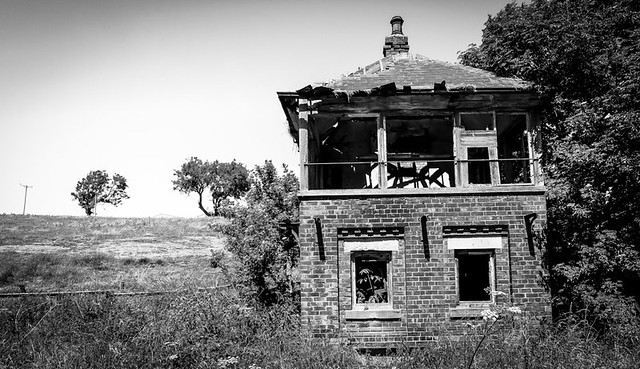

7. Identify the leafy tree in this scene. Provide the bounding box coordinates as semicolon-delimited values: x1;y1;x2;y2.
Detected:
459;0;640;329
210;160;250;216
71;170;129;216
219;161;299;306
172;157;249;217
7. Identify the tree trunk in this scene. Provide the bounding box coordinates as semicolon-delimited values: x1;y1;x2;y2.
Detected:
198;192;213;217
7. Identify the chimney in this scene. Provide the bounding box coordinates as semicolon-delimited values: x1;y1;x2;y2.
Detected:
383;16;409;57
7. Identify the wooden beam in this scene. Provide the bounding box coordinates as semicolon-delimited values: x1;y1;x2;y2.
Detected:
377;114;388;189
315;93;541;114
299;99;310;191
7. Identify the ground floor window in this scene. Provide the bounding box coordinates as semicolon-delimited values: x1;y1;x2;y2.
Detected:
342;238;399;312
353;251;391;305
455;250;495;303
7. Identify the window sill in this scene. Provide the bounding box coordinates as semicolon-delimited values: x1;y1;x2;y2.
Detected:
449;305;491;319
345;309;402;321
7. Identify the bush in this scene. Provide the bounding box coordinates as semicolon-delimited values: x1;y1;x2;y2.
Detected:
217;161;299;306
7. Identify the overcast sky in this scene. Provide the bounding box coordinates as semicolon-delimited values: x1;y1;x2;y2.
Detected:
1;0;522;217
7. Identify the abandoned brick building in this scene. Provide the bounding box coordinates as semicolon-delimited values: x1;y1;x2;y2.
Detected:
277;16;550;346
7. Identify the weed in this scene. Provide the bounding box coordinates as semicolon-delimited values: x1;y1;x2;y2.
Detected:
210;248;227;268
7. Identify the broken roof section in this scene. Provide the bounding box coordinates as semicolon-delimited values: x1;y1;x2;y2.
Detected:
277;16;536;142
287;15;531;96
322;53;530;92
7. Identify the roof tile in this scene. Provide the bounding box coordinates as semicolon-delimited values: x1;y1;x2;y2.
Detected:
321;54;529;91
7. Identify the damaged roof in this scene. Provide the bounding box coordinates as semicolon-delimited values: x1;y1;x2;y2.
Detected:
319;53;530;92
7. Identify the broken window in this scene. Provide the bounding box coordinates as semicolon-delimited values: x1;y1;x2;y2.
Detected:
455;250;494;302
497;113;531;184
308;118;378;190
447;234;501;305
460;113;494;130
304;111;536;190
353;251;391;305
456;112;534;186
467;147;491;184
384;116;454;188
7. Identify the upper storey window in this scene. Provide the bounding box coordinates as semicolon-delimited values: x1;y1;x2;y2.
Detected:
304;111;539;191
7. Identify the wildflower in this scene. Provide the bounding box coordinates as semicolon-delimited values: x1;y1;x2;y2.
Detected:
217;356;239;368
481;309;499;321
507;306;522;314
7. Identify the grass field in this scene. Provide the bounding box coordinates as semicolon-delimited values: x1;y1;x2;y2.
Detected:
0;214;226;294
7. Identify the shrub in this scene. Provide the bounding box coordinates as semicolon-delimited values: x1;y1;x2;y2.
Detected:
217;161;299;306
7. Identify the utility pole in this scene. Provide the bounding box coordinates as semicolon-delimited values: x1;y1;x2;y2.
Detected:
20;184;32;215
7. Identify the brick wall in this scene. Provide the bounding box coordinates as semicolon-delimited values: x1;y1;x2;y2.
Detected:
298;191;550;347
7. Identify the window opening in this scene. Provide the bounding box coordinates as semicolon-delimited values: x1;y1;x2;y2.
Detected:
456;250;494;302
497;114;530;184
385;117;454;188
310;118;377;189
353;251;391;306
468;148;491;184
304;111;537;190
460;113;494;130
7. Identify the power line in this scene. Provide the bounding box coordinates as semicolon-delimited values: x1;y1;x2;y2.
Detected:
19;183;32;215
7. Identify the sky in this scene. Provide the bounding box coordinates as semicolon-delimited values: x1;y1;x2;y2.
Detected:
0;0;523;218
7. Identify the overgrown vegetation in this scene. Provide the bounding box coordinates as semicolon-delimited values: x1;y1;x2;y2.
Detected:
1;291;638;368
217;160;300;306
459;0;640;333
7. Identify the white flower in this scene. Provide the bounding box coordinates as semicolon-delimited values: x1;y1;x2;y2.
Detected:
507;306;522;314
481;309;499;321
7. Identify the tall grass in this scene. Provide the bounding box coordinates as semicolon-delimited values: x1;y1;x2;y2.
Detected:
1;290;638;369
0;289;361;368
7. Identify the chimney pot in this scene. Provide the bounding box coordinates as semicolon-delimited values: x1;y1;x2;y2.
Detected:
390;16;404;35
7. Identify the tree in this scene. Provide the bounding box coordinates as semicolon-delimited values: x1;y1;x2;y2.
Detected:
210;160;250;216
172;157;249;217
71;170;129;216
459;0;640;330
219;161;299;305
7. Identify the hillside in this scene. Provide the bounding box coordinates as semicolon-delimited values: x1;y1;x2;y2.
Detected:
0;214;227;294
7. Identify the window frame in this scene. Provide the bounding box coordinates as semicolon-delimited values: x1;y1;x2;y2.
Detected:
446;234;504;308
342;239;402;320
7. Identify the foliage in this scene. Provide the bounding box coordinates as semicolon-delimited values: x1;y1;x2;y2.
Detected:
356;268;387;304
70;170;129;216
218;160;299;306
459;0;640;328
173;157;249;217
